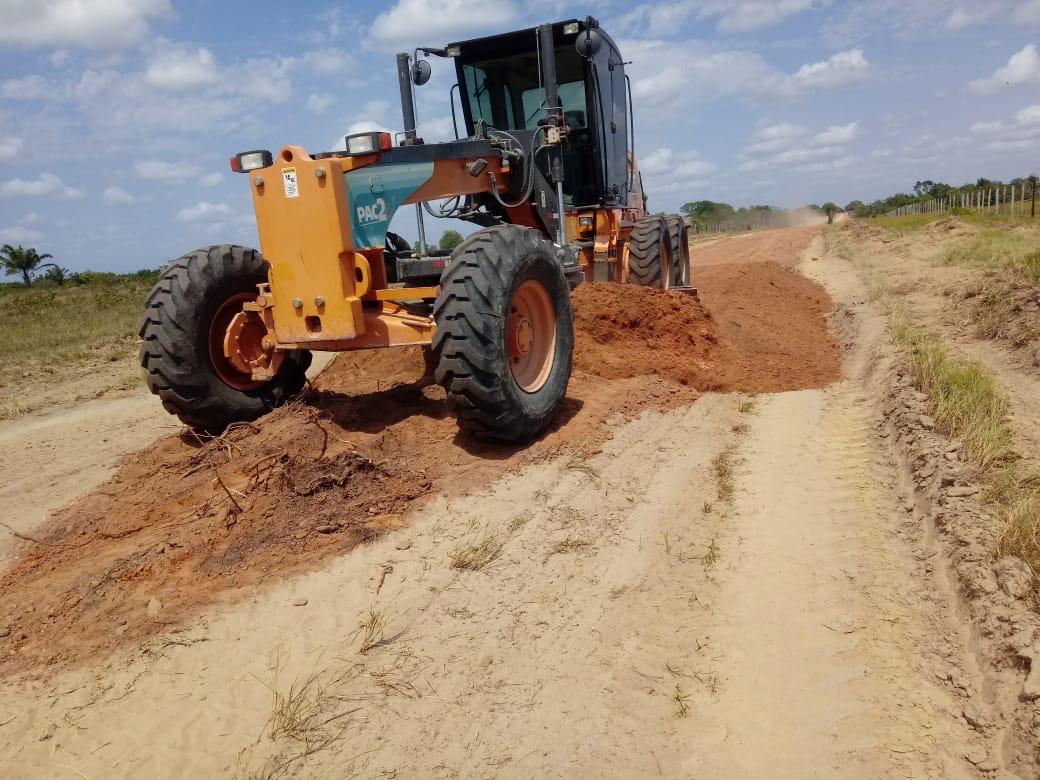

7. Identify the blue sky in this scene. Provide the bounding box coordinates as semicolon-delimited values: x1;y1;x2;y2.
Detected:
0;0;1038;273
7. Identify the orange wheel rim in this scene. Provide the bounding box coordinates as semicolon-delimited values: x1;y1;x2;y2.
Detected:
507;279;556;393
209;292;269;391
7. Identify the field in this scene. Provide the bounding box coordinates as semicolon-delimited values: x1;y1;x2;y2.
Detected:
1;222;1040;778
0;276;154;418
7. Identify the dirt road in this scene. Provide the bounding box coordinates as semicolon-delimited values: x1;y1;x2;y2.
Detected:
0;227;1034;778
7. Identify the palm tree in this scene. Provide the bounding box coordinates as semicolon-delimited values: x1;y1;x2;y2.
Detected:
42;265;72;286
0;244;55;287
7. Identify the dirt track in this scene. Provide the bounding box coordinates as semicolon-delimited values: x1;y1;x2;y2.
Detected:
1;226;1036;778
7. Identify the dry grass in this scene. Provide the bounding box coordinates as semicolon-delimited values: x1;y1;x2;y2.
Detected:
702;534;720;573
941;229;1040;281
352;609;386;654
673;684;692;718
712;447;736;505
839;227;1040;581
449;529;504;570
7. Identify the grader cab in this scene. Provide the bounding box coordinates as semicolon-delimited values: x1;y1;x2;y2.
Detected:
139;17;692;442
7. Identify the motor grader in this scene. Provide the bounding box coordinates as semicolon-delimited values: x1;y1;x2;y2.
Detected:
139;17;692;442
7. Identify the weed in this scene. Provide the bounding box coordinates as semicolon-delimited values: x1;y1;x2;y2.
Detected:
731;422;749;435
352;609;386;654
712;448;736;504
449;529;504;570
663;531;673;555
673;684;692;718
738;399;756;414
701;502;713;515
941;229;1040;281
549;537;590;556
507;512;532;533
702;535;720;572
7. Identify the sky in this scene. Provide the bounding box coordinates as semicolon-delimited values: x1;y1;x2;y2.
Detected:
0;0;1039;273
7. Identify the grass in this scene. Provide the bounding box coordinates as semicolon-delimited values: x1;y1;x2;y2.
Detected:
869;211;1040;236
449;529;504;570
352;609;386;654
712;447;736;505
0;279;151;379
839;231;1040;581
940;229;1040;281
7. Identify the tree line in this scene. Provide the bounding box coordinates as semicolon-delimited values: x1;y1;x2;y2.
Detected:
845;175;1038;218
679;201;841;231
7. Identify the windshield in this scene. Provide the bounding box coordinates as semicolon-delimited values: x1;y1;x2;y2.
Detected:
461;45;588;132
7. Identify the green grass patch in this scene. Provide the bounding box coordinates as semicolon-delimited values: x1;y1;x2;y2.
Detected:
0;279;151;384
868;214;941;234
940;229;1040;281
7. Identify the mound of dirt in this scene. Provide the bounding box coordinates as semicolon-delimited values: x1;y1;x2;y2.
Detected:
0;245;842;675
572;283;719;386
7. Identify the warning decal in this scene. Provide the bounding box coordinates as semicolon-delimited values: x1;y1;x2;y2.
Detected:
281;167;298;198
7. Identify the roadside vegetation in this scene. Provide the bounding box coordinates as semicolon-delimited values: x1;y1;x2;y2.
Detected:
831;223;1040;580
0;269;158;418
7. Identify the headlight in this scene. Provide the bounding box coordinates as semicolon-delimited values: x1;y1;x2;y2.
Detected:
229;149;272;173
344;131;392;155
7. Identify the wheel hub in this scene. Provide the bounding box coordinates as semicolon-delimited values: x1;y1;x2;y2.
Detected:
209;293;282;390
506;280;556;393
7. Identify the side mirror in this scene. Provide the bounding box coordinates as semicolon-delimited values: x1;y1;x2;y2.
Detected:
575;29;602;59
412;59;432;86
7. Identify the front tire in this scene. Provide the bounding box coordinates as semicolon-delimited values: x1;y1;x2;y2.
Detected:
627;215;673;288
433;225;574;443
139;245;311;431
665;215;691;287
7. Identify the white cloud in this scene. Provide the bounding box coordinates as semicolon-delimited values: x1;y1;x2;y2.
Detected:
1016;1;1040;23
144;43;218;91
307;93;335;113
134;160;203;182
103;185;135;205
739;120;859;174
638;147;717;196
0;0;173;49
0;172;82;198
969;103;1040;152
369;0;516;49
177;201;232;222
616;0;820;36
1;75;53;101
200;172;223;187
302;50;354;76
814;122;859;144
0;137;25;159
0;225;43;243
781;49;870;94
945;6;999;29
970;44;1040;93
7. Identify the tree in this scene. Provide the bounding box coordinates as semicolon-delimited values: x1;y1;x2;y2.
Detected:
439;229;464;252
844;200;866;215
0;244;55;287
42;265;72;285
821;202;839;224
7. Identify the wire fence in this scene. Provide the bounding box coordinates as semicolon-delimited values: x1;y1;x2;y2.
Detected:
886;181;1038;218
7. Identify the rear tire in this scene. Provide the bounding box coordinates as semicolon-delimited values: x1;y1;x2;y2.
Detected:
627;215;672;288
433;225;574;443
665;215;691;287
139;245;311;431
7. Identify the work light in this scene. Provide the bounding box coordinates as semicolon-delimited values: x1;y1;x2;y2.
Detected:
229;150;273;172
344;131;393;155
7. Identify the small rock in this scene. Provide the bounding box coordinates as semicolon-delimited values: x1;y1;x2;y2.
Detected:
292;597;308;607
993;557;1035;600
0;627;9;638
315;524;338;534
961;706;990;732
947;484;979;497
919;414;936;429
115;623;129;636
394;539;412;551
146;598;163;619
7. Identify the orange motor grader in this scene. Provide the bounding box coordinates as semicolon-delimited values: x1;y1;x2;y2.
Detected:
140;17;692;442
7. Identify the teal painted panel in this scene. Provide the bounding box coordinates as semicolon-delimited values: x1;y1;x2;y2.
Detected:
344;162;435;249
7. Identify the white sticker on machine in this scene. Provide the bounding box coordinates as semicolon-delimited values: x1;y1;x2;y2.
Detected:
282;167;298;198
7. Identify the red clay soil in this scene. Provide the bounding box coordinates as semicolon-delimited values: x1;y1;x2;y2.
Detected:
0;235;840;675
